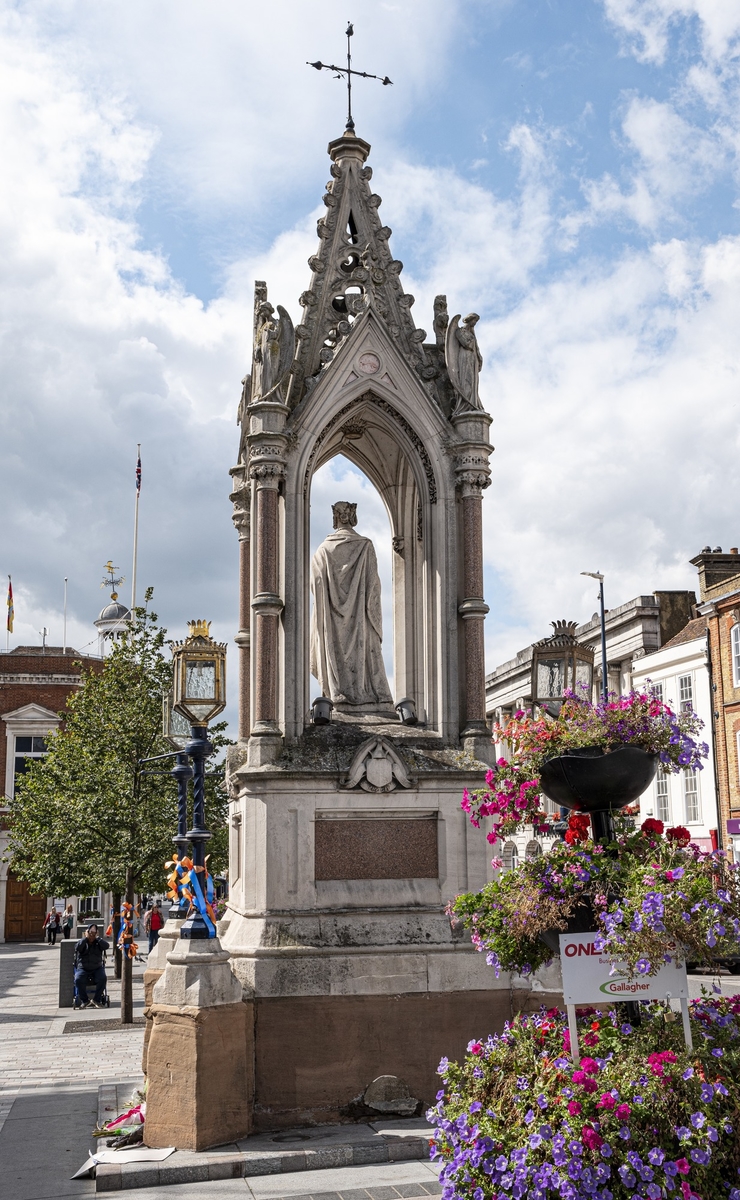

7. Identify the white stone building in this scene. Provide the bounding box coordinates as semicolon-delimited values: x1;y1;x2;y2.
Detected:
632;617;720;852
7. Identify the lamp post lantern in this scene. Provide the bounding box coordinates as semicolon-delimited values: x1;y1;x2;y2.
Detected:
581;572;608;704
171;621;227;939
531;621;594;713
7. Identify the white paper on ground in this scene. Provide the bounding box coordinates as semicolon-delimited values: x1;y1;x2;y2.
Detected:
71;1146;175;1179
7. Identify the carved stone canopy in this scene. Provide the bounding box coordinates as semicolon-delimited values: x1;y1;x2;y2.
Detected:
343;736;412;792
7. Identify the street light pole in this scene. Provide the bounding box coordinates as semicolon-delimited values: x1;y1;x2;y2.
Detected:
180;726;214;940
582;571;608;704
170;753;193;919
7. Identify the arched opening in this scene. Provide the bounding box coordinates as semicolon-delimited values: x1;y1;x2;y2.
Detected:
503;841;519;872
310;453;395;697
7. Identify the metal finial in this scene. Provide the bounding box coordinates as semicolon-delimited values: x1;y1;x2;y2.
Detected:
307;22;393;133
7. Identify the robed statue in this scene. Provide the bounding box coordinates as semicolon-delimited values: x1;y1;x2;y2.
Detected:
310;502;393;709
252;300;295;403
445;312;483;413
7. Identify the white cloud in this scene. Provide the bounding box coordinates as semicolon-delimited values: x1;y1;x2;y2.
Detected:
603;0;740;65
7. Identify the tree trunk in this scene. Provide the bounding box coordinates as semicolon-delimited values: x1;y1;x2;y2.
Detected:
112;892;122;980
120;868;135;1024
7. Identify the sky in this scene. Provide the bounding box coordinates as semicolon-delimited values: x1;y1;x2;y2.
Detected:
1;0;739;727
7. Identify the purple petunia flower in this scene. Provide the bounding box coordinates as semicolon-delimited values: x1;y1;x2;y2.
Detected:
690;1112;705;1129
620;1023;633;1035
682;1067;694;1080
712;1047;724;1057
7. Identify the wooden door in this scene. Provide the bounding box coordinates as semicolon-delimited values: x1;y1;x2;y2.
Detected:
4;872;46;941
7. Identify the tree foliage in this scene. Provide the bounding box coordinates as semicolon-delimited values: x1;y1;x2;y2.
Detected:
7;594;229;902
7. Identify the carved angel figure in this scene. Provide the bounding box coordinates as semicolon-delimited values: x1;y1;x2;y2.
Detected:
252;301;295;403
236;373;251;463
445;312;483;413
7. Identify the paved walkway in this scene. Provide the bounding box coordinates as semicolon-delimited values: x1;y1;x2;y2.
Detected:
0;941;146;1198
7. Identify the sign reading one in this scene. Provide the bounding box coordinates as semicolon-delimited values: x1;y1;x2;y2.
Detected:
559;933;689;1005
559;933;692;1064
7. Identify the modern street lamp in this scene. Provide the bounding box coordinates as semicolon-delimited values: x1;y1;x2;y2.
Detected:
581;572;608;704
171;621;227;940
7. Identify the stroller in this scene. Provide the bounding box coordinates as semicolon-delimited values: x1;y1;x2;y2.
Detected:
72;945;111;1009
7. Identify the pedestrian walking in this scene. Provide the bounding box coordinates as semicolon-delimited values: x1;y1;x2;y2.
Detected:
145;900;164;953
62;904;75;939
43;909;61;945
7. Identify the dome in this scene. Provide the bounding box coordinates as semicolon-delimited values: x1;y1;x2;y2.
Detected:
97;600;131;623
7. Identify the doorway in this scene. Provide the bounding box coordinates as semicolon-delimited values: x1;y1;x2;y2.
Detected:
4;871;46;941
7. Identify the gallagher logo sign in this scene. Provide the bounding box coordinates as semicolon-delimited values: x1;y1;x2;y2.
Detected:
559;934;688;1005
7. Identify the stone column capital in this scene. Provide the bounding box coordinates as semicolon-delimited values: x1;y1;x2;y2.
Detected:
456;469;491;498
249;460;286;489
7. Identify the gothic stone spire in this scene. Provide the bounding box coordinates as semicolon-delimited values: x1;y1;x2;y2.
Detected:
286;131;447;411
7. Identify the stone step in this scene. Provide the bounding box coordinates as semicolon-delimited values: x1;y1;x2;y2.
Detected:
94;1084;435;1194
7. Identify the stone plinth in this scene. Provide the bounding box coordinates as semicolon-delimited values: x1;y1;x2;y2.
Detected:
144;938;252;1150
142;916;183;1075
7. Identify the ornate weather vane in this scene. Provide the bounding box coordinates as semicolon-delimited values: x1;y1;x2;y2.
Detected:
308;22;392;133
101;560;125;600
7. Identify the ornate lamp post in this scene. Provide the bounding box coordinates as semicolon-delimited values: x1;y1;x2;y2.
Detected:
171;621;227;940
531;621;594;713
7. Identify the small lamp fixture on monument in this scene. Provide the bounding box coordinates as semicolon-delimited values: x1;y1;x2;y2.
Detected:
171;621;226;940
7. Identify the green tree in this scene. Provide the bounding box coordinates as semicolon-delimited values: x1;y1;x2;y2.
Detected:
6;592;229;1022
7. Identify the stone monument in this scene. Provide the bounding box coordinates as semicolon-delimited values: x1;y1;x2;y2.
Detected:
225;128;555;1130
310;500;393;710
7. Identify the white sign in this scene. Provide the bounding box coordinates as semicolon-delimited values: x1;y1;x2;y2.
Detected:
559;933;689;1005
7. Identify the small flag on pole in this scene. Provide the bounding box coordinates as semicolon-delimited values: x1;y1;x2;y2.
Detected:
6;577;13;633
136;450;142;494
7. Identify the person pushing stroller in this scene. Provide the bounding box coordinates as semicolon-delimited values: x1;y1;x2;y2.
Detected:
73;923;109;1008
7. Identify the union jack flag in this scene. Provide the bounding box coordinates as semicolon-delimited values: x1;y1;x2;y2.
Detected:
6;577;13;633
135;451;141;494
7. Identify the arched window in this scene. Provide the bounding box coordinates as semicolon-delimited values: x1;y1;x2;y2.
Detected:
732;624;740;688
503;841;519;871
525;840;542;862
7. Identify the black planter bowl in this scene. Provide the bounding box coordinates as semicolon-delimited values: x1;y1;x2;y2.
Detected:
539;745;658;814
539;899;596;955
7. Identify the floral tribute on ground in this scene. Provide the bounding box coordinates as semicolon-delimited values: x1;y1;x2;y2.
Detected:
429;999;740;1200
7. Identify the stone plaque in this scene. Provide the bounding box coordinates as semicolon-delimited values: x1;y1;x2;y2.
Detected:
314;817;438;881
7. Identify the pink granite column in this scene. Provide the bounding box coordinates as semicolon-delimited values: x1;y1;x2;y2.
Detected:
458;476;490;736
251;472;282;733
229;466;251;742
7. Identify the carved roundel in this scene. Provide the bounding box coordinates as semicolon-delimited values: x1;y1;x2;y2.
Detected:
357;352;381;376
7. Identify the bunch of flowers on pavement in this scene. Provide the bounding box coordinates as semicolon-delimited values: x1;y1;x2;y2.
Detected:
461;690;707;847
451;815;740;979
429;999;740;1200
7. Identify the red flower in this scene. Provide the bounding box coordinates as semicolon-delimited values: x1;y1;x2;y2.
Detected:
469;1042;483;1056
675;1158;690;1175
568;1101;582;1115
641;817;664;836
581;1125;603;1151
582;1032;599;1047
580;1057;599;1075
596;1093;616;1110
615;1103;631;1120
667;826;691;847
582;1078;598;1094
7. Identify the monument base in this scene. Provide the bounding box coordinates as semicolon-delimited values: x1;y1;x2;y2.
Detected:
144;937;252;1150
144;1001;253;1149
142;916;182;1074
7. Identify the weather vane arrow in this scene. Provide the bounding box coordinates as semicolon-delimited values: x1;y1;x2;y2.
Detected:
308;22;392;133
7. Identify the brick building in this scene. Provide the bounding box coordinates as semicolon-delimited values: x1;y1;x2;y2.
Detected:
0;645;102;940
691;547;740;860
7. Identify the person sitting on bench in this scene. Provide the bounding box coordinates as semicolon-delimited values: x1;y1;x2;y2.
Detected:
73;923;109;1008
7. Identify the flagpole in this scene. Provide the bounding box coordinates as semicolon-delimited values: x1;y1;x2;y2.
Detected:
63;577;68;654
131;444;141;614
